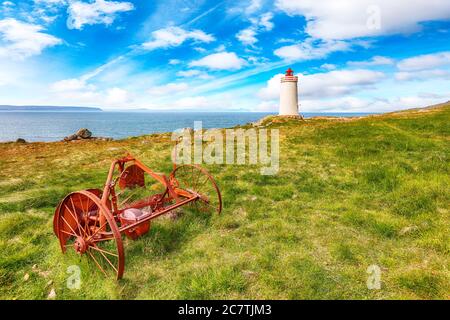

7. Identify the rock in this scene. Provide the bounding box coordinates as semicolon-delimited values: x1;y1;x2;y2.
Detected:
23;273;30;281
16;138;26;143
63;134;78;142
62;129;111;142
76;128;92;139
32;264;38;270
46;280;53;287
47;288;56;300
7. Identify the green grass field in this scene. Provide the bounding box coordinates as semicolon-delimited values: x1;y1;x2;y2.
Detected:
0;104;449;299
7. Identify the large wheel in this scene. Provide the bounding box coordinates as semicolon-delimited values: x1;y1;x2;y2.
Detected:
54;190;125;279
170;164;222;214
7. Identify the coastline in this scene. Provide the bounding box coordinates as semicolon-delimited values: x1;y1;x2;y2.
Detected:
0;102;448;144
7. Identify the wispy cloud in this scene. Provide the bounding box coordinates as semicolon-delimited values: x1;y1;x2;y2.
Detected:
142;26;215;51
0;18;61;59
67;0;134;30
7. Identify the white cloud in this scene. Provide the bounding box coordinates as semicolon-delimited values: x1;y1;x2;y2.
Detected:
50;77;100;105
0;60;23;86
274;38;351;62
189;52;246;70
236;12;274;46
193;46;207;53
247;55;269;65
0;18;61;59
50;80;131;108
256;100;278;112
67;0;134;30
394;52;450;82
395;69;450;81
169;59;181;65
245;0;262;15
320;63;337;71
276;38;296;44
261;93;449;113
397;51;450;71
394;94;450;109
148;82;189;96
34;0;67;4
305;94;450;112
174;96;209;109
33;0;67;8
176;69;202;77
215;44;226;52
236;28;258;46
258;69;384;101
105;87;129;106
275;0;450;40
302;69;385;99
142;26;215;51
51;78;94;92
170;93;234;110
176;69;213;79
258;12;274;31
347;56;394;67
258;73;283;100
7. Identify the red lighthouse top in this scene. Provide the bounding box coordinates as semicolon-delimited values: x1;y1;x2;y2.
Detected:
285;68;294;76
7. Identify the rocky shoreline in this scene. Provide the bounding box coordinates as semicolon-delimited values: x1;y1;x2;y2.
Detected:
62;128;112;142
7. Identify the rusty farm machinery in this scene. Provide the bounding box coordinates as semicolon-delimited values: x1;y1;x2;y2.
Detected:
53;155;222;279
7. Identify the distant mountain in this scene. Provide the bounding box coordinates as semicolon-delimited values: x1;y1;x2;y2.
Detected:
0;105;103;112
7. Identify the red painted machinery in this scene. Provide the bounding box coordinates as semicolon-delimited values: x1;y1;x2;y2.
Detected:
53;155;222;279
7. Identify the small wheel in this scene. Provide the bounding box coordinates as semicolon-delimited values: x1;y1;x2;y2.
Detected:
54;190;125;279
170;164;222;214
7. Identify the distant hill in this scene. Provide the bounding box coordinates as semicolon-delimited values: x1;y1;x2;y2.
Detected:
0;105;102;112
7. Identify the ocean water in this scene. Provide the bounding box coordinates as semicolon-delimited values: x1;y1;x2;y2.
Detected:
0;111;374;142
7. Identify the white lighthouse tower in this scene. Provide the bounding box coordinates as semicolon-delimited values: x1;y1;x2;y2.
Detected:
279;68;299;116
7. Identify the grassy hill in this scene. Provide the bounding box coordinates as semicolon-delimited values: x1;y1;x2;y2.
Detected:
0;103;449;299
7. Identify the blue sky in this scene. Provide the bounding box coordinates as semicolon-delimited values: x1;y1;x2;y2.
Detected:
0;0;450;112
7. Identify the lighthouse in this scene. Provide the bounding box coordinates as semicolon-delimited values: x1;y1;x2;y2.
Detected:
279;68;299;116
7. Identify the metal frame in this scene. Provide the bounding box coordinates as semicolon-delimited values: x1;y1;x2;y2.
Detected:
53;154;222;279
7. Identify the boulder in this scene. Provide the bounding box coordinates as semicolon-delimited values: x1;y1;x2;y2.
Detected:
16;138;27;143
63;134;78;142
76;128;92;139
62;129;113;142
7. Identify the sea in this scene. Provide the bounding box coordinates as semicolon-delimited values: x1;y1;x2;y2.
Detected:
0;111;375;142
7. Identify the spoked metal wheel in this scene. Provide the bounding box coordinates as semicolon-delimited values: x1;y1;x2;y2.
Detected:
53;190;125;279
170;164;222;214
